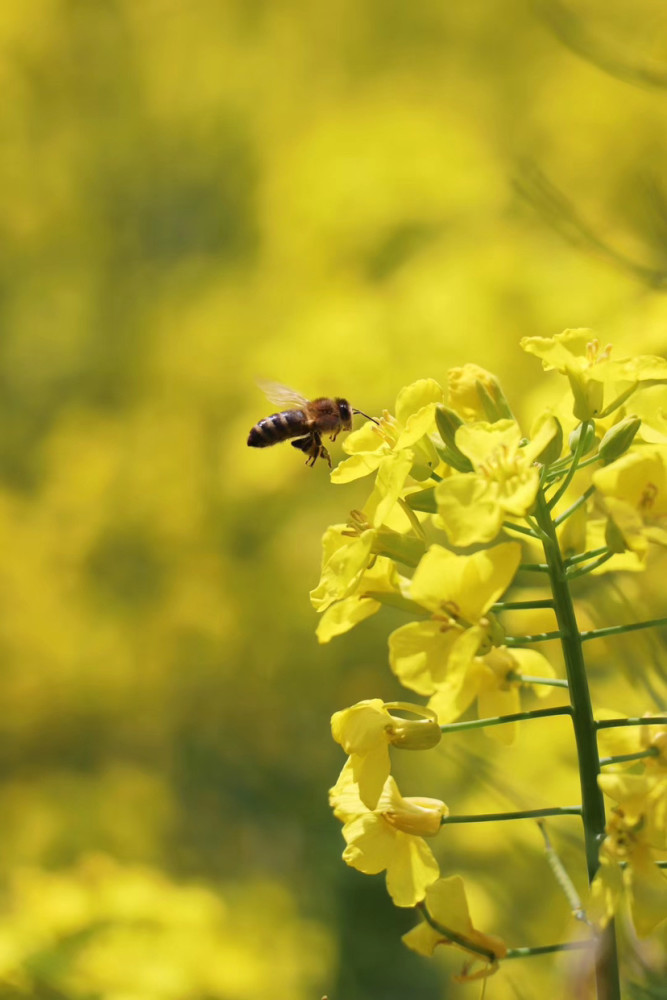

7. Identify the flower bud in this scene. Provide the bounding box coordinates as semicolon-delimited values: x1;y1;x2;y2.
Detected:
530;413;563;466
568;422;597;457
448;365;513;423
435;407;473;472
598;416;641;465
382;795;448;836
389;720;442;750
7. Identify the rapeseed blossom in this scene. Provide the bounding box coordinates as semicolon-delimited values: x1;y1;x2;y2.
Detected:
329;761;446;907
434;419;554;545
402;876;507;981
388;542;521;721
521;329;667;421
589;772;667;936
331;700;441;809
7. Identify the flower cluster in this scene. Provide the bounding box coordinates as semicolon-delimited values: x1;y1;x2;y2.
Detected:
313;332;667;985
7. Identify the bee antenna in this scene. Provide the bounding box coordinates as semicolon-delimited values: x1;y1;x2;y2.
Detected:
352;408;380;426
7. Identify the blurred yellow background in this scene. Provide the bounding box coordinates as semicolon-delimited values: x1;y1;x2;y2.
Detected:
0;1;666;997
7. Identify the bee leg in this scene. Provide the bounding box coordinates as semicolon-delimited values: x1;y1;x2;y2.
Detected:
291;434;320;467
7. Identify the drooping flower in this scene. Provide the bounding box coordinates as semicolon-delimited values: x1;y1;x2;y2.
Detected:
434;420;554;546
331;700;441;809
521;329;667;421
388;542;521;721
329;760;446;907
589;772;667;936
402;876;507;981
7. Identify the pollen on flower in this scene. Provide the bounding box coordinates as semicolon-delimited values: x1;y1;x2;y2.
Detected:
639;483;658;511
585;338;613;366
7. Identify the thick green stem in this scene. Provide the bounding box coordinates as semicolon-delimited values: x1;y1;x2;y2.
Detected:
534;489;621;1000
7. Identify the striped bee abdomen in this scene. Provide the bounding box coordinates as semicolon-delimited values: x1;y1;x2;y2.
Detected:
247;409;308;448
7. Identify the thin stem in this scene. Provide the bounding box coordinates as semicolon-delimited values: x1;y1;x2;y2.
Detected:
511;674;569;689
519;562;550;573
417;902;497;963
503;520;539;539
439;706;573;735
429;471;443;482
581;617;667;642
596;716;667;730
505;631;563;645
539;822;588;923
493;598;555;611
554;485;596;526
599;748;659;766
548;421;592;509
565;546;609;567
534;488;621;1000
506;941;593;959
440;807;582;825
568;552;613;578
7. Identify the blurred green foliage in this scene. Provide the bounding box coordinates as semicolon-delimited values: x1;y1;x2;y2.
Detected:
0;0;665;997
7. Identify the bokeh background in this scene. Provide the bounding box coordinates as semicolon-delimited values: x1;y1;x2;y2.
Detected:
0;0;666;997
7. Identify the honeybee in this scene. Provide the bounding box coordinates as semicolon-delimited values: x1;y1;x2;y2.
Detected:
247;380;377;467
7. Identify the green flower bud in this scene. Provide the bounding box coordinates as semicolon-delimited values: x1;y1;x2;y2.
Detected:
568;422;597;457
531;414;563;466
405;486;438;513
435;405;464;449
598;416;641;465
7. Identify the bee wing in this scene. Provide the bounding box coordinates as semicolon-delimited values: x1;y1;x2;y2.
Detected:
256;379;309;408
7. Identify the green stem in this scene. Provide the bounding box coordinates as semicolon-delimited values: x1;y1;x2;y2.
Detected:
548;420;592;509
581;617;667;642
554;485;596;526
519;562;550;573
417;903;497;963
506;941;593;959
565;546;609;567
503;520;539;539
439;706;573;734
511;674;569;689
493;598;555;610
599;748;659;766
596;716;667;729
505;631;563;644
534;488;621;1000
568;552;614;578
440;807;582;825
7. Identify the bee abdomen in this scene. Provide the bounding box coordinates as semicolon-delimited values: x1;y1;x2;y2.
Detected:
247;409;308;448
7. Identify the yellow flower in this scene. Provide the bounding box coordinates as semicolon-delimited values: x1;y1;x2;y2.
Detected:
331;700;441;809
331;379;444;485
434;420;553;546
329;760;446;907
589;772;667;936
314;556;404;644
388;543;521;721
402;876;506;981
429;646;557;740
521;329;667;421
592;445;667;554
597;713;667;771
447;364;513;423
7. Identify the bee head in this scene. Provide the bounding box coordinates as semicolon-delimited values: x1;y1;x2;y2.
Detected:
336;398;353;430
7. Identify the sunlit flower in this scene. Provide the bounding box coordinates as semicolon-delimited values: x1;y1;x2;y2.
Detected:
592;445;667;554
446;364;513;423
521;329;667;421
388;543;521;721
329;760;446;907
434;420;553;546
428;646;557;741
589;772;667;936
596;713;667;772
402;876;506;981
331;379;445;485
314;556;405;643
331;700;441;809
